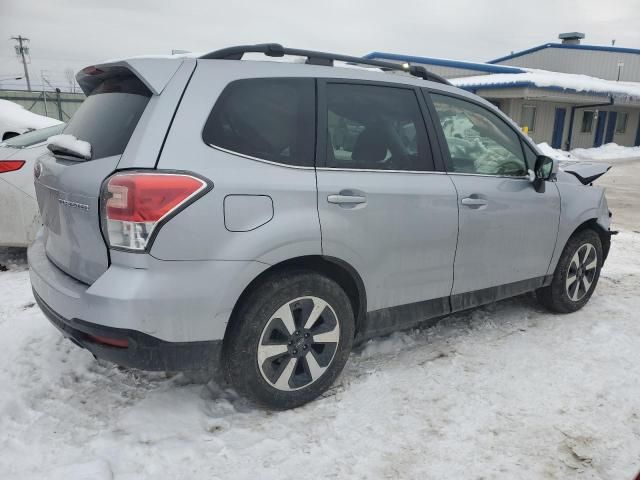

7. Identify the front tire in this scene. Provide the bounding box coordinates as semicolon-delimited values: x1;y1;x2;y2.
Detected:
222;270;354;410
537;229;603;313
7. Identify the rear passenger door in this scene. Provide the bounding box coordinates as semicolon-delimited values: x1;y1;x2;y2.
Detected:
315;80;459;335
425;91;560;306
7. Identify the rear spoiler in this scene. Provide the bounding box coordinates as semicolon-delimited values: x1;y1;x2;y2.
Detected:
76;57;189;96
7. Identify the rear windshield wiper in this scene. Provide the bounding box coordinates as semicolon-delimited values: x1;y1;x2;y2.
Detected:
47;134;92;161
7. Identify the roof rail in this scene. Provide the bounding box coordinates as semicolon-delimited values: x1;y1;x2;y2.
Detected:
199;43;452;86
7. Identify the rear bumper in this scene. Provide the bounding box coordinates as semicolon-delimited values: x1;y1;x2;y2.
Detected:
28;229;270;369
29;229;268;344
34;289;222;371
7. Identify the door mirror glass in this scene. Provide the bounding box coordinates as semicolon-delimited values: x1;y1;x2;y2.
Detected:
534;155;556;180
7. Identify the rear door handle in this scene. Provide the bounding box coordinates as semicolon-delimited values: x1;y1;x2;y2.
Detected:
461;197;488;208
327;194;367;205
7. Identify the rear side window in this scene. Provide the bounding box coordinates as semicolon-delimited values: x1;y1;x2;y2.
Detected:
64;73;151;160
325;83;431;171
202;78;315;167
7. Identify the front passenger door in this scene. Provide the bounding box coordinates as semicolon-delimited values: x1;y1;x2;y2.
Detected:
427;92;560;304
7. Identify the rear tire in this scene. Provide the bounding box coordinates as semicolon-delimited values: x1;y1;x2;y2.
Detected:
536;228;603;313
222;270;354;410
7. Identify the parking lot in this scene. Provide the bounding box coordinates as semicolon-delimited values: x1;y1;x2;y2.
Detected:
0;159;639;479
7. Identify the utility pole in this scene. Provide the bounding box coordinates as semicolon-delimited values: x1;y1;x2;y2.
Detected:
11;35;31;91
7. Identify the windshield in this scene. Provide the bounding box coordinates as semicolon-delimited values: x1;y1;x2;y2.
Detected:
1;123;65;148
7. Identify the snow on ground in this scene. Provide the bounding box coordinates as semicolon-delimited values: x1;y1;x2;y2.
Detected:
1;229;640;479
538;142;574;161
538;141;640;162
570;143;640;161
0;99;63;133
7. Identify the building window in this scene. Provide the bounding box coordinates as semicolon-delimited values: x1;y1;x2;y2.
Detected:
581;111;595;133
615;112;628;134
520;105;536;133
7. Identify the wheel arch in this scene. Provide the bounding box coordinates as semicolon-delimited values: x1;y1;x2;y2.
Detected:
570;218;611;261
225;255;367;341
2;131;20;141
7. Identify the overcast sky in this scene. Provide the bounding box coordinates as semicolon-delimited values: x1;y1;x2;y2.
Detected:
1;0;639;91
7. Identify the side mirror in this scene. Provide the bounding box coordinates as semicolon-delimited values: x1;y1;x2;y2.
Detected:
533;155;557;181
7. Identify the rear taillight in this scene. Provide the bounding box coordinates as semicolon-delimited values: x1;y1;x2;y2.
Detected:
102;172;208;251
0;160;25;173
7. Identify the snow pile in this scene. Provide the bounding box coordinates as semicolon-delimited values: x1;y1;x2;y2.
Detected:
452;69;640;99
538;142;640;161
537;142;573;161
47;134;92;159
0;99;62;133
571;143;640;161
1;231;640;478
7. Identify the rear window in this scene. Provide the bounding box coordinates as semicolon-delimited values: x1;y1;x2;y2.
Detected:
63;73;151;160
1;123;65;148
202;78;315;167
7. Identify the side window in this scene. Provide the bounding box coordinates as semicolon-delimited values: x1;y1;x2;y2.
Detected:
325;83;432;171
430;93;527;176
202;78;315;167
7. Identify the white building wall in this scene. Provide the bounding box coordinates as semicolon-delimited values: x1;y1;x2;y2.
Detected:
475;87;640;148
570;107;640;149
504;98;572;147
494;48;640;82
478;98;640;149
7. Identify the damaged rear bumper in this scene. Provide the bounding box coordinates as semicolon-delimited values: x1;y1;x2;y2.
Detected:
34;290;222;371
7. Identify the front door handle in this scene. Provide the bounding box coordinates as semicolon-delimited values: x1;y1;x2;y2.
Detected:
327;194;367;205
461;197;488;208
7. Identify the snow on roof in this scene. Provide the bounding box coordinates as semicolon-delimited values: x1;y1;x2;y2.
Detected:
451;68;640;99
0;99;63;132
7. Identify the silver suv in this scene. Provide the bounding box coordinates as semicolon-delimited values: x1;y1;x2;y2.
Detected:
29;44;613;409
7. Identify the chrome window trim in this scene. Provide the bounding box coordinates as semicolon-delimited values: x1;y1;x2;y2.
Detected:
445;172;529;179
207;144;315;170
316;167;445;174
210;144;446;174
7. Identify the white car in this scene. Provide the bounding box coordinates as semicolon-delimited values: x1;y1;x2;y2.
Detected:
0;99;62;141
0;124;65;247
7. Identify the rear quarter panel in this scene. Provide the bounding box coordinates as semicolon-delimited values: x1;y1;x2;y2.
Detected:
151;60;321;264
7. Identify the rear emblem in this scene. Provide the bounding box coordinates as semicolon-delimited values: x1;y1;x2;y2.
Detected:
34;162;42;179
58;199;90;212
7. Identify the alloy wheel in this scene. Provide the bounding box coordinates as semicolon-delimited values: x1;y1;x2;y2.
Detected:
257;296;340;391
566;242;598;302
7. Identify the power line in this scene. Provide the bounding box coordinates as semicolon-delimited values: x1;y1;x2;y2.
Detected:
10;35;32;91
